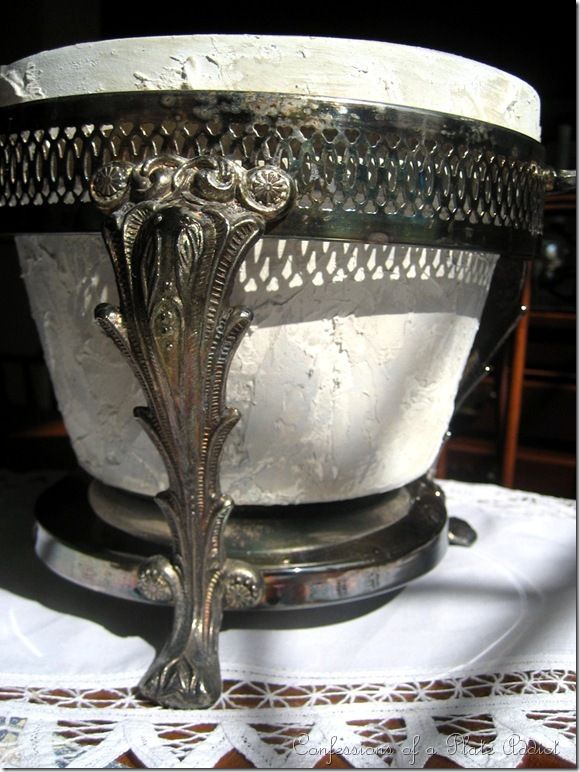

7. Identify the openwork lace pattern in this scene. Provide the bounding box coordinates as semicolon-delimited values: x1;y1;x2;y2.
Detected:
1;670;575;710
0;670;575;768
0;476;574;767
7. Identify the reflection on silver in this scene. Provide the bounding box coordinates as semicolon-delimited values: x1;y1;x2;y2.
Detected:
35;475;449;611
91;155;292;708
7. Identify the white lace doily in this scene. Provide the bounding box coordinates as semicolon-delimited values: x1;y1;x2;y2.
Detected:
0;472;575;768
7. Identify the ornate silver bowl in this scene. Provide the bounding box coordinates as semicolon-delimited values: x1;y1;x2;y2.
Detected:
0;36;547;709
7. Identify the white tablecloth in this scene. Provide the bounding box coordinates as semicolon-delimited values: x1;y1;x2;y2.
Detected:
0;472;575;768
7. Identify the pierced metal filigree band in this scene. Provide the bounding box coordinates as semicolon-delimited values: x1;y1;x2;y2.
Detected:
1;91;547;712
90;154;287;708
0;91;545;254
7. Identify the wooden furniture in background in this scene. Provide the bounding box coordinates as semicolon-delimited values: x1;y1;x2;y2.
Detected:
438;192;576;497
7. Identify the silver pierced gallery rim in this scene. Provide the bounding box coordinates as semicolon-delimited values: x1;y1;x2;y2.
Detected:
0;91;546;255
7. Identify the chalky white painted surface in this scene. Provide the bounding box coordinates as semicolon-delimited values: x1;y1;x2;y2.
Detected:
0;35;541;139
8;36;525;503
18;235;497;504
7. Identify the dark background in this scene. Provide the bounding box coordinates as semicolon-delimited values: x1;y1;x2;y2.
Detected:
2;1;576;158
0;1;576;491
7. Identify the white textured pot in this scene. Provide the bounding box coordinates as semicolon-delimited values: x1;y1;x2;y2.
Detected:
5;36;540;505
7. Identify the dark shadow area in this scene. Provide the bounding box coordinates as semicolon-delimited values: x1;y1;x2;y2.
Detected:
0;469;574;663
222;592;402;631
0;471;173;651
0;471;407;650
2;2;575;164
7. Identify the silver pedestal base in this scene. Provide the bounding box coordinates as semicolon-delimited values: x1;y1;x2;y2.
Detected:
34;475;454;611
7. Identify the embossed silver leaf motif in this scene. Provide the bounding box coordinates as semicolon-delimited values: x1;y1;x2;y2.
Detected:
91;155;291;709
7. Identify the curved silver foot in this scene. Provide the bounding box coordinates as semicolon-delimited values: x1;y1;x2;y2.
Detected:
90;155;292;708
448;517;477;547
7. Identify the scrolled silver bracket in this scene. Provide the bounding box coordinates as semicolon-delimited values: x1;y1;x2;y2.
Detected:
90;154;292;708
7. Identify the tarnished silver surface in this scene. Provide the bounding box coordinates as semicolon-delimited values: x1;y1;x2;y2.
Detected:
88;479;413;551
0;91;546;255
448;517;478;547
90;154;292;708
34;475;449;610
3;90;537;713
544;168;577;192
